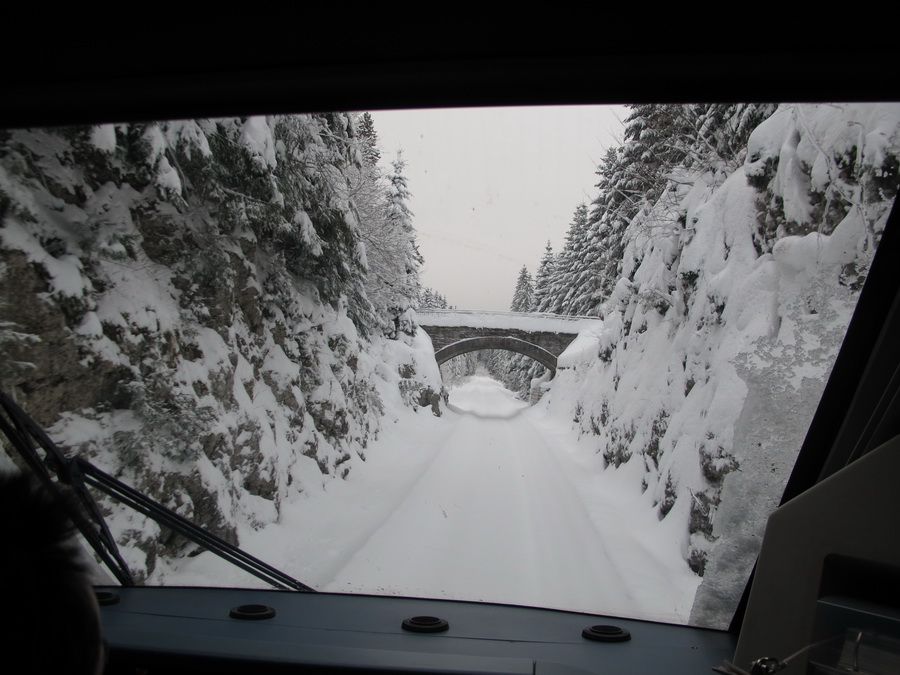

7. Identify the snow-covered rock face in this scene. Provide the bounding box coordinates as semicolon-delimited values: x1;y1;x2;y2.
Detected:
0;118;440;581
545;103;900;628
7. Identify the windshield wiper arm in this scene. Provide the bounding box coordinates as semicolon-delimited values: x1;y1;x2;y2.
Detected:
0;390;134;585
0;390;313;592
76;458;313;591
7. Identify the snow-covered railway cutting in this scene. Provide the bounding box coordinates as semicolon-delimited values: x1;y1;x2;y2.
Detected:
418;310;600;378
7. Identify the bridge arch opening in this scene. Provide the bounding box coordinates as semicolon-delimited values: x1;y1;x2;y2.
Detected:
434;336;557;378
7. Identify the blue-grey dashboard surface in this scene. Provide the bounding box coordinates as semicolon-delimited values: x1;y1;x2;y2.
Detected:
99;586;735;674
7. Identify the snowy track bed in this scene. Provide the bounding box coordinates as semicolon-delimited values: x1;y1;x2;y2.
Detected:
165;376;698;624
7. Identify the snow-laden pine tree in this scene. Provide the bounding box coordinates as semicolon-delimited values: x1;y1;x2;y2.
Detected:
500;258;549;396
509;265;534;312
549;203;589;315
618;104;701;206
357;112;381;167
532;241;556;312
419;287;450;310
383;152;424;335
350;116;423;338
571;146;631;314
263;114;378;334
553;104;781;318
694;103;778;171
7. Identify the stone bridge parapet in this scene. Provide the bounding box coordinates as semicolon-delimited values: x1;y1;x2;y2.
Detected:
418;310;600;379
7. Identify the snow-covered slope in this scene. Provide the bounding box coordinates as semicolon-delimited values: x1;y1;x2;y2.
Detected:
543;103;900;627
0;117;440;580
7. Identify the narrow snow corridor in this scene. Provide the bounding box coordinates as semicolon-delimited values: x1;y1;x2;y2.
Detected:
165;376;700;624
445;375;531;418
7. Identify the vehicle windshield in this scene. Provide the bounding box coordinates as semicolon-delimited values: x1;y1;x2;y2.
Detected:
1;103;898;629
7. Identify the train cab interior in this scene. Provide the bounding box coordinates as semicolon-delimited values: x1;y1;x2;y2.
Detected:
2;38;900;675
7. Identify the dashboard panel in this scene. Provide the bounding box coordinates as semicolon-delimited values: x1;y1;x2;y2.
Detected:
99;586;735;674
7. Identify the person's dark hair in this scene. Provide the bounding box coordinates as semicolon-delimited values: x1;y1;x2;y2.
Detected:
0;470;104;675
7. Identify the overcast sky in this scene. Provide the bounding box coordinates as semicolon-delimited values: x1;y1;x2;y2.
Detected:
372;106;628;311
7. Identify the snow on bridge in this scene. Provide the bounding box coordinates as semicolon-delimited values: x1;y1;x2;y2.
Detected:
416;309;600;334
417;310;602;376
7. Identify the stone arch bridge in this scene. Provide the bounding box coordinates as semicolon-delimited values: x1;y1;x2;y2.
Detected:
418;310;597;379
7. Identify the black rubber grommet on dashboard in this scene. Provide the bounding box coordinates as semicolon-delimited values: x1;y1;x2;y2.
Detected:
229;604;276;620
402;615;449;633
582;624;631;642
95;590;120;606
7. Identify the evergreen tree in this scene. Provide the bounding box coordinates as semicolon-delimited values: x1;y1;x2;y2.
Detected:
568;147;629;315
553;103;779;320
499;243;555;396
357;112;381;167
550;203;589;315
210;113;378;334
518;103;781;372
619;104;700;209
419;287;450;309
694;103;778;170
532;241;556;312
349;116;423;338
421;288;434;308
509;265;534;312
382;152;423;334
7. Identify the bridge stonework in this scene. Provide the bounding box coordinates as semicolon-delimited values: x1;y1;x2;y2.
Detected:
420;325;577;357
417;310;596;381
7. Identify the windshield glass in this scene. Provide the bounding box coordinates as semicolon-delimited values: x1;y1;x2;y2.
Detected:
1;103;898;629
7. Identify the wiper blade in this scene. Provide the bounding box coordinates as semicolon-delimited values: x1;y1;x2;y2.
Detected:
77;459;313;591
0;390;313;592
0;390;134;585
